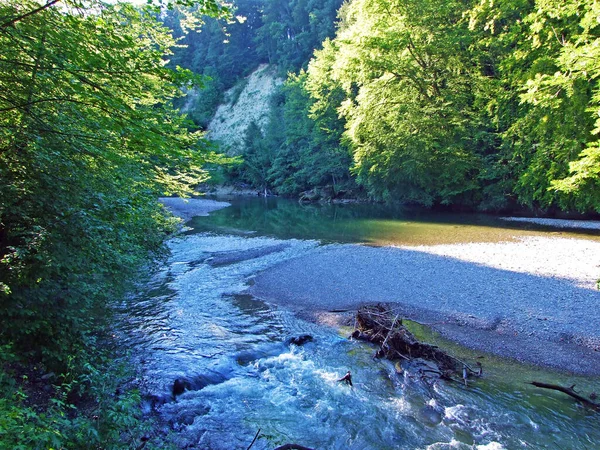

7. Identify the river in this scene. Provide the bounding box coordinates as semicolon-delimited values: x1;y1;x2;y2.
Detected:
119;198;600;449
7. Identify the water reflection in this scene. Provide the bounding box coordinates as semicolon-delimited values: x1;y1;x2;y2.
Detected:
188;197;600;245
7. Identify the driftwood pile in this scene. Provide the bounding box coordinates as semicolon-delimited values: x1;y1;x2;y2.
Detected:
351;305;481;384
351;305;599;411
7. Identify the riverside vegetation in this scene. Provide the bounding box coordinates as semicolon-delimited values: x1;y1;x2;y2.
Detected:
170;0;600;214
2;0;600;448
0;0;229;447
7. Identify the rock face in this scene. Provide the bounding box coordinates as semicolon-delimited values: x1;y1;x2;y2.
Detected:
207;64;283;154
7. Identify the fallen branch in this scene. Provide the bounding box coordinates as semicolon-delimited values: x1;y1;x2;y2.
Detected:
338;371;353;386
381;313;400;349
247;428;261;450
530;381;600;410
447;355;483;376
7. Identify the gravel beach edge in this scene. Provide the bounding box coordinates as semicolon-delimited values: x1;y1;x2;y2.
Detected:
249;237;600;375
159;197;231;221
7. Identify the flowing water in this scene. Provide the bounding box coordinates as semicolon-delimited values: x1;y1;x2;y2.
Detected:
120;198;600;449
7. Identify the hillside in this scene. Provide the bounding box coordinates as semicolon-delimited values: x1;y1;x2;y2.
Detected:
207;64;283;155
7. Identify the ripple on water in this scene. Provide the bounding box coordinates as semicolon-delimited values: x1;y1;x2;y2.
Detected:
121;232;600;449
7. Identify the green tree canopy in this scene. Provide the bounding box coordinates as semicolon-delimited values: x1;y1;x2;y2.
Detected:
305;0;488;206
300;0;600;213
0;0;225;364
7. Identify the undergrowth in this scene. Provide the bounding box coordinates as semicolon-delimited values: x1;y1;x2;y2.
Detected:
0;344;165;450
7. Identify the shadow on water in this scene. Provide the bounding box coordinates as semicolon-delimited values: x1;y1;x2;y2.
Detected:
188;197;600;246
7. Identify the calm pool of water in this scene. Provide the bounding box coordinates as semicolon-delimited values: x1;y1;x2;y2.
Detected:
187;197;600;246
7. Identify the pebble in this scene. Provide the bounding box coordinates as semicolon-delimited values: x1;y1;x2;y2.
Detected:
250;236;600;374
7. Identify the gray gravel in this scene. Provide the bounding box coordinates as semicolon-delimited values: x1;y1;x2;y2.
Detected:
501;216;600;230
159;197;230;221
249;237;600;375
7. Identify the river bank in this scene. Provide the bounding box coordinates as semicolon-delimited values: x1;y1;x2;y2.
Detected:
163;197;600;375
138;198;600;448
249;237;600;375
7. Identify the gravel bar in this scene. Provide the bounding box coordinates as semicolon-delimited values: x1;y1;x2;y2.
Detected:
501;216;600;230
159;197;230;221
249;236;600;375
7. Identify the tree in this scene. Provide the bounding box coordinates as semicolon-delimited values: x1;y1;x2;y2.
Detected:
0;0;224;364
240;121;274;194
266;69;352;196
468;0;600;213
522;0;600;212
305;0;487;206
254;0;343;73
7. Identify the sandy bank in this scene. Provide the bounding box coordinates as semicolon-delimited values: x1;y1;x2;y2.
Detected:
249;236;600;375
159;197;230;221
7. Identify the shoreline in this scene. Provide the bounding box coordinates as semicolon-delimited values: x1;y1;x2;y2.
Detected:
501;216;600;230
249;237;600;375
161;197;600;375
158;197;231;221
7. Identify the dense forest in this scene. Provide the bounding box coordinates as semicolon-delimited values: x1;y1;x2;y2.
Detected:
172;0;600;214
0;0;226;447
1;0;599;447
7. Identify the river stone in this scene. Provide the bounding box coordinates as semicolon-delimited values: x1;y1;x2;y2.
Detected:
40;372;55;381
146;393;170;413
418;405;443;427
172;378;192;397
288;334;314;346
173;371;232;398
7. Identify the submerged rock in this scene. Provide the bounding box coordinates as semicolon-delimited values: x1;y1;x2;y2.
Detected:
418;405;443;427
288;334;314;346
235;342;287;366
172;370;232;398
207;243;290;267
172;378;192;397
145;393;170;413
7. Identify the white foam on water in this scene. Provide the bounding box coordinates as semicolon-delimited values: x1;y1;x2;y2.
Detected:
476;443;505;450
389;396;412;414
125;232;600;449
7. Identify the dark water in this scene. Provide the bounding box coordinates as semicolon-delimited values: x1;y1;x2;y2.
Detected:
188;197;600;246
121;198;600;449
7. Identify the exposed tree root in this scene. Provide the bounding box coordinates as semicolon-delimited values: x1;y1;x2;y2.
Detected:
352;304;482;384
